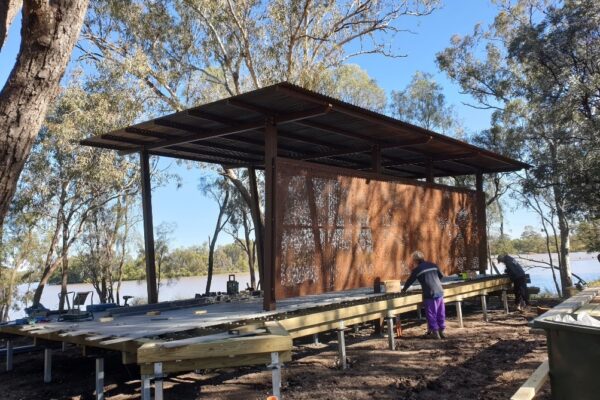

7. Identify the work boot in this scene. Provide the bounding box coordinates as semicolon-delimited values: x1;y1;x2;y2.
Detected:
424;330;441;340
439;329;446;339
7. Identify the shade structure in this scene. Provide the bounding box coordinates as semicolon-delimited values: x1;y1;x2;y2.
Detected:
80;82;528;179
80;82;528;310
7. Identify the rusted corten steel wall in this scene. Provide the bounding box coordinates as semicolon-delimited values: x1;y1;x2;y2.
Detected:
275;158;480;299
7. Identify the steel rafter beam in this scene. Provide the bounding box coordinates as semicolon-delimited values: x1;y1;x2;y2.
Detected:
383;152;479;168
119;105;332;155
300;136;433;161
275;83;530;170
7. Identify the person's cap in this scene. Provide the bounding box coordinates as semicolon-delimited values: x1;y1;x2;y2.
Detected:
497;254;504;263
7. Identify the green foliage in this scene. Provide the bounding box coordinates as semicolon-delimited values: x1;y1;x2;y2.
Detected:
81;0;439;111
437;0;600;293
315;64;387;112
512;226;550;254
572;220;600;252
57;242;249;284
488;233;516;256
437;0;600;219
391;71;458;134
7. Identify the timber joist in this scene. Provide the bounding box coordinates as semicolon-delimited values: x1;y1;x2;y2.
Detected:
137;321;292;371
280;277;510;339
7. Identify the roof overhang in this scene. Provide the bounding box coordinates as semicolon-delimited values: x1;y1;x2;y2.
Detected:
80;82;529;179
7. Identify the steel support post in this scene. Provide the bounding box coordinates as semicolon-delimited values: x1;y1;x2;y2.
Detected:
312;334;319;345
425;158;434;183
337;321;347;370
154;362;163;400
476;172;488;274
95;358;104;400
386;314;395;350
481;294;488;322
140;150;158;304
456;301;464;328
6;340;13;371
270;352;282;399
502;289;510;314
43;348;52;383
141;375;151;400
263;119;278;311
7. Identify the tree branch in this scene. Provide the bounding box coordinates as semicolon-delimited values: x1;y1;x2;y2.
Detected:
0;0;21;52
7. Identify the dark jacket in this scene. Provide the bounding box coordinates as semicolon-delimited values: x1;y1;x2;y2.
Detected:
500;255;526;281
402;261;444;299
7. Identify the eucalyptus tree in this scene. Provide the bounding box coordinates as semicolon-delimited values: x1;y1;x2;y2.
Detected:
436;0;600;293
79;193;138;304
391;71;457;133
0;0;89;239
0;215;43;321
200;175;232;294
77;0;439;282
19;84;141;307
224;174;259;289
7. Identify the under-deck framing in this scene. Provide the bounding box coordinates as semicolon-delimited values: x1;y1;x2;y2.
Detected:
2;276;511;398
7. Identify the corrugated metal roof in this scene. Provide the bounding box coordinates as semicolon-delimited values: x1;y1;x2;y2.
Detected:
80;82;529;178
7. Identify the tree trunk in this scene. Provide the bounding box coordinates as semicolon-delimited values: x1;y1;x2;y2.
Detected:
242;211;256;289
206;235;215;294
247;167;265;285
556;205;573;293
32;204;64;306
0;265;19;322
550;142;573;295
0;0;89;237
58;220;69;310
205;189;230;294
32;258;61;306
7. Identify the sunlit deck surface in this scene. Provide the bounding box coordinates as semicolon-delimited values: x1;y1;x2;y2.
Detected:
1;275;509;348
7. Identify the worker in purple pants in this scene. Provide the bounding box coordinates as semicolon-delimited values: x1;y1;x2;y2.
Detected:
401;251;446;339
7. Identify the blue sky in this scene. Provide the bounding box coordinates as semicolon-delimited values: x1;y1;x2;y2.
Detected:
0;2;538;247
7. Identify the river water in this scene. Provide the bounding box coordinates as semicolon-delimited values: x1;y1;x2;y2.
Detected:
9;252;600;320
514;252;600;294
11;273;252;320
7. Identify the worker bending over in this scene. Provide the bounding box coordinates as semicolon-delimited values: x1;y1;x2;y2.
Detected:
401;251;446;339
497;254;529;311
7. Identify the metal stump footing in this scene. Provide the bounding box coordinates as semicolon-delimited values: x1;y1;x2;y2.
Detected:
456;301;464;328
270;352;282;399
154;362;163;400
141;374;151;400
95;358;104;400
6;340;13;372
337;320;347;370
44;348;52;383
386;313;395;350
140;363;164;400
481;294;488;322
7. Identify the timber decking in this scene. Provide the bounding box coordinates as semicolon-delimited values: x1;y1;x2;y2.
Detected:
1;275;510;373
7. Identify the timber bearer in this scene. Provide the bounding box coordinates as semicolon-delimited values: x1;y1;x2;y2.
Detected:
401;251;446;339
497;254;530;311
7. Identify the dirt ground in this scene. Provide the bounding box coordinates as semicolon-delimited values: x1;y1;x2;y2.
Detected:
0;296;557;400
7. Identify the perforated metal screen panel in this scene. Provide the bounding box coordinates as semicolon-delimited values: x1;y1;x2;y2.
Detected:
275;159;480;299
